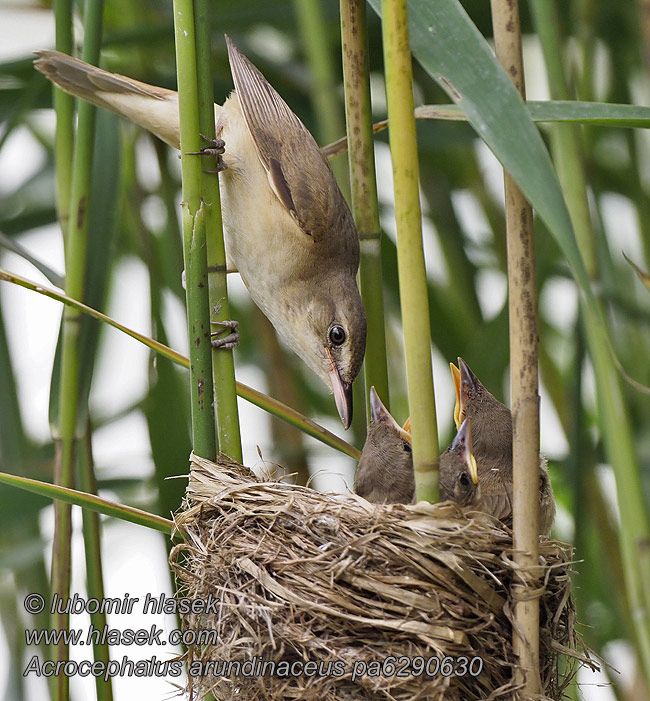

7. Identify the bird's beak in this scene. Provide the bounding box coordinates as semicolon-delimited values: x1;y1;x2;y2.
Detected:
369;386;388;423
399;420;412;445
327;348;353;429
452;416;478;484
450;362;461;430
453;357;481;429
369;387;411;443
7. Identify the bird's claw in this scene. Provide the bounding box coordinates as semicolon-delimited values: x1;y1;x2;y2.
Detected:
187;135;227;172
211;319;239;350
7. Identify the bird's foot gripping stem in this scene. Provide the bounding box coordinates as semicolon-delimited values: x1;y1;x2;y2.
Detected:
188;135;227;173
210;319;239;350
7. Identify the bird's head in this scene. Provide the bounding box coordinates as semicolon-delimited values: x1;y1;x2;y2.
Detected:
439;416;479;506
451;357;508;427
289;278;366;429
450;357;511;450
365;386;412;454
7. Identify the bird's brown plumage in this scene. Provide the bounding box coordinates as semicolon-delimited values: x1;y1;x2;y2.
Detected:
354;388;414;504
34;39;366;428
439;417;479;507
450;358;556;534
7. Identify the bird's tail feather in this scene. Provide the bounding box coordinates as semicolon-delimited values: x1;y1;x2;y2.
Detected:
34;50;196;149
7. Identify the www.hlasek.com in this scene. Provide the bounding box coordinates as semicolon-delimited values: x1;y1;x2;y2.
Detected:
23;593;484;681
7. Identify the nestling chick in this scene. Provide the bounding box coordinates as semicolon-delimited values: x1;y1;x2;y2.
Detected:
450;357;512;463
34;37;366;428
449;358;555;534
471;456;555;535
354;387;414;504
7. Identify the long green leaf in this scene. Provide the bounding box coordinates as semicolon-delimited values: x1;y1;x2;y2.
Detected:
323;100;650;159
0;471;173;534
414;101;650;127
0;232;64;288
0;269;361;459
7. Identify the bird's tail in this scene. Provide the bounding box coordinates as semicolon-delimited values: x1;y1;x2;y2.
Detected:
35;50;212;150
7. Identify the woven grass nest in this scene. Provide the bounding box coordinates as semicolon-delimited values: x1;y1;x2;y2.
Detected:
169;453;594;700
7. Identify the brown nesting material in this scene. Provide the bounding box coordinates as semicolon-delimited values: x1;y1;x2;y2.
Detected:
169;454;595;700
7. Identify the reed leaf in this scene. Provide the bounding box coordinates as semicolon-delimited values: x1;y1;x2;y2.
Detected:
322;101;650;159
0;471;173;534
0;269;360;459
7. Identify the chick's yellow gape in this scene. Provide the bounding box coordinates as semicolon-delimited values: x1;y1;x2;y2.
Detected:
35;37;366;428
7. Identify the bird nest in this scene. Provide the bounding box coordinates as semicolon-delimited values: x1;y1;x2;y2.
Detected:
169;453;594;700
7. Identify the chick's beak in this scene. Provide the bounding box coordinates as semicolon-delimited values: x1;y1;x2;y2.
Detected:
369;387;411;443
327;348;353;429
454;416;479;485
466;445;479;486
450;362;461;430
369;386;388;423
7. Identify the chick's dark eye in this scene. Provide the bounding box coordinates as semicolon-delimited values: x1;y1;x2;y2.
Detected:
459;472;470;486
402;440;412;453
329;325;346;346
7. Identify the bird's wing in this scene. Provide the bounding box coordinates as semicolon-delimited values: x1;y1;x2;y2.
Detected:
35;50;187;149
226;36;354;248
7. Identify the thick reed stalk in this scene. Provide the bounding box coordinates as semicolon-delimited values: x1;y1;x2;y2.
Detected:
172;0;217;461
340;0;391;414
51;0;104;697
380;0;439;502
490;0;541;694
531;0;650;679
194;0;242;461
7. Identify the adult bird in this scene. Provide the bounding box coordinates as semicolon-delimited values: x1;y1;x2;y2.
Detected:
35;37;366;428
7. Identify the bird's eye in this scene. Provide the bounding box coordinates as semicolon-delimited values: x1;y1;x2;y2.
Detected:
402;440;412;453
329;325;346;346
459;472;470;486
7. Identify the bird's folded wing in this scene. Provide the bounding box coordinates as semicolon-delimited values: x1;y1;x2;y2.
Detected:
226;36;352;246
